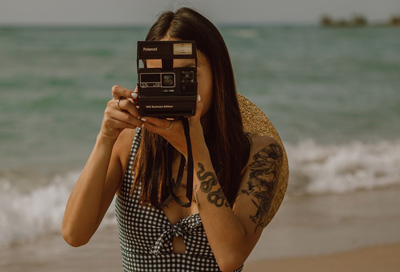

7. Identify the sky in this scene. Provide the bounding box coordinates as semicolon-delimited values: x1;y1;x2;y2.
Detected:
0;0;399;26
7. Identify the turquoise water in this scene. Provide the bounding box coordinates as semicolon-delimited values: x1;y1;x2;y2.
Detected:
0;25;400;246
1;26;400;171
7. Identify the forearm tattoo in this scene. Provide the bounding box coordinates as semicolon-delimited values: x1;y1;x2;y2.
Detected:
241;143;283;232
196;163;230;208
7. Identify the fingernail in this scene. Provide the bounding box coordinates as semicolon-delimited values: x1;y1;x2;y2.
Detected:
131;93;138;99
141;123;145;128
197;94;201;102
140;118;147;122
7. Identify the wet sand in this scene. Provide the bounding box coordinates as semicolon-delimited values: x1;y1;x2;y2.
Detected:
244;243;400;272
1;186;400;271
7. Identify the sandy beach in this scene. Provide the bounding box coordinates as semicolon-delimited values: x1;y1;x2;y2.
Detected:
244;243;400;272
1;186;400;272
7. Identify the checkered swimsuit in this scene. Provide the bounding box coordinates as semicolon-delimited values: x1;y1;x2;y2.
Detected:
115;128;244;271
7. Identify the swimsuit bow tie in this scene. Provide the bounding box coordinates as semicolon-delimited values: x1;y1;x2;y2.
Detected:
150;214;201;255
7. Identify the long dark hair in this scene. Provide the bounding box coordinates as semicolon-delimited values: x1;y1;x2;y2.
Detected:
132;7;250;207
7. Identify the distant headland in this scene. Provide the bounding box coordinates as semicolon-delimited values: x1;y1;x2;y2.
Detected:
320;14;400;27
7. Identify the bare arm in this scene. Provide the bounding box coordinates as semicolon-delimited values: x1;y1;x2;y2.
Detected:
62;86;141;247
192;132;284;271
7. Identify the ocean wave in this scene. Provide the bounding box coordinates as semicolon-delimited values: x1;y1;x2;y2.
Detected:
286;139;400;195
1;139;399;247
0;171;115;247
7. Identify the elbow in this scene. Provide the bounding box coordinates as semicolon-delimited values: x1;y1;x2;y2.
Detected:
62;222;90;247
216;254;246;272
215;225;249;271
62;229;90;247
219;262;244;272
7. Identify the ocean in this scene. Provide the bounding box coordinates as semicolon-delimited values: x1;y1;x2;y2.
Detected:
1;25;399;248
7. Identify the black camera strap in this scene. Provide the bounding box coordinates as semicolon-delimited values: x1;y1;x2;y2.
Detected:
156;118;193;208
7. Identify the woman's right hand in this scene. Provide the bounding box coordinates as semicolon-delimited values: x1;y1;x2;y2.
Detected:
99;85;142;142
63;84;140;247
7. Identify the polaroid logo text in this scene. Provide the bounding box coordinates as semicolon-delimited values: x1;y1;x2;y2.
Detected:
143;47;158;52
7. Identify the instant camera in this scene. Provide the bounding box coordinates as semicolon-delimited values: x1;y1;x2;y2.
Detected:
137;40;198;118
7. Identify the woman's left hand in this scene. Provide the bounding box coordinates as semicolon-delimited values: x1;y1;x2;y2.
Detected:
141;95;204;159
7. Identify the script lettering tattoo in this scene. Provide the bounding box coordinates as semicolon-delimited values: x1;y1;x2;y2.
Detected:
197;163;230;208
242;143;283;232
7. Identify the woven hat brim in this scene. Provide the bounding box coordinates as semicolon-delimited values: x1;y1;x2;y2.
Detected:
237;93;289;226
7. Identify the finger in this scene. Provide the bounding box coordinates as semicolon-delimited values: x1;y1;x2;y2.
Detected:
141;117;173;130
107;117;139;130
142;121;168;136
111;85;133;99
116;98;140;118
110;109;143;127
131;86;139;103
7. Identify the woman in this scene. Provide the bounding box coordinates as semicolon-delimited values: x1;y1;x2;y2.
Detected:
62;7;288;272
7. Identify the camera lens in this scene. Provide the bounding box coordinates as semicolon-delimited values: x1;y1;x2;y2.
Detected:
162;74;174;87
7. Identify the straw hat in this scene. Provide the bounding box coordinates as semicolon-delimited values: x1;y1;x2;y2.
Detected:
237;93;289;226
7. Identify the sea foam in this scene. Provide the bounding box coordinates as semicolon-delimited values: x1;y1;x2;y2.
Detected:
0;171;115;247
286;139;400;195
0;139;399;247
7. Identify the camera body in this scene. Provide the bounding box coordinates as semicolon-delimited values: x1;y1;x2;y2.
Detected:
137;40;197;118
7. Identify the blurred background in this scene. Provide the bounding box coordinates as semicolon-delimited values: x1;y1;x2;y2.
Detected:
1;0;399;271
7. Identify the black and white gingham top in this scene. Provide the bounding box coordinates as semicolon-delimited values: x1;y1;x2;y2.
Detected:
115;128;244;271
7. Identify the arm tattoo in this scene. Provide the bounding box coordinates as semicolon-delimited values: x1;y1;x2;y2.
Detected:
242;143;283;232
197;163;230;208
